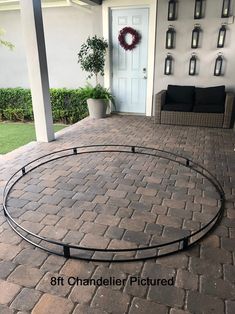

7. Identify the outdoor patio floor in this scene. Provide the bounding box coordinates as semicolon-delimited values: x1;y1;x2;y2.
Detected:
0;115;234;314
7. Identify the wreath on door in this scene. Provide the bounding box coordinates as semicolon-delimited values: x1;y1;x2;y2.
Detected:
118;27;141;51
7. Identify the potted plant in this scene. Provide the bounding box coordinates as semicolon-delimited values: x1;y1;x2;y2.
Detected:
79;84;115;119
78;35;114;119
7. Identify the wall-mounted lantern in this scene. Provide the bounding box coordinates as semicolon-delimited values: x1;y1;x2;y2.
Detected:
166;26;175;49
194;0;203;19
168;0;177;21
221;0;230;18
189;54;197;75
217;24;227;48
164;54;173;75
191;25;201;49
214;53;223;76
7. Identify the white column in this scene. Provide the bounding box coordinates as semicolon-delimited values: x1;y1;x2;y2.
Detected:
20;0;54;142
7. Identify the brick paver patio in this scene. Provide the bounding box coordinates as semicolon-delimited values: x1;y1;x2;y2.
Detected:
0;115;234;314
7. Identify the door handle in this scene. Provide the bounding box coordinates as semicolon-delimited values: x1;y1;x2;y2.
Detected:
143;67;147;79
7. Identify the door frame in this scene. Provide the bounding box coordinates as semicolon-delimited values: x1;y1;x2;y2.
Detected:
110;7;149;114
102;0;157;116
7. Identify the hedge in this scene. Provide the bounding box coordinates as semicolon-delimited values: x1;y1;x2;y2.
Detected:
0;88;89;124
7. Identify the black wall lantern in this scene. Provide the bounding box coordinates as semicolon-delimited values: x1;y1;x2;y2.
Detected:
214;53;223;76
168;0;177;21
164;54;173;75
221;0;230;18
166;26;175;49
191;25;201;49
194;0;203;19
217;24;227;48
189;54;197;76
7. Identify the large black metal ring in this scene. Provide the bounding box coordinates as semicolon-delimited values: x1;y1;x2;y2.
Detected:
2;145;225;262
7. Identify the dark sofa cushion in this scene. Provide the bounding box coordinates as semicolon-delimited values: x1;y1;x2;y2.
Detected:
163;103;193;112
193;104;224;113
195;86;225;107
166;85;195;104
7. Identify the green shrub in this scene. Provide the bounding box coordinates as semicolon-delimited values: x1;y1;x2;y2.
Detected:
3;108;25;121
0;88;88;123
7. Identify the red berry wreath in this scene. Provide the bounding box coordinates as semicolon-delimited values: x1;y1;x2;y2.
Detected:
118;27;141;51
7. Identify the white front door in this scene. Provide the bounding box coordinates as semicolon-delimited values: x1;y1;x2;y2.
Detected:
111;8;149;114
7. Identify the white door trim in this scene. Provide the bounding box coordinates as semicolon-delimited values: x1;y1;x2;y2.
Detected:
102;0;157;116
111;7;149;114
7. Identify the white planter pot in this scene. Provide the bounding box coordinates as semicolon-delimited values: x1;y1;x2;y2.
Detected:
87;99;107;119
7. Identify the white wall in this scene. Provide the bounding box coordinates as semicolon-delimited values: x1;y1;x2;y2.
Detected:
1;0;235;94
154;0;235;93
0;6;103;88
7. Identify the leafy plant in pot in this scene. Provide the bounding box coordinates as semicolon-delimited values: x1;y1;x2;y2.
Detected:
79;84;115;119
78;36;114;119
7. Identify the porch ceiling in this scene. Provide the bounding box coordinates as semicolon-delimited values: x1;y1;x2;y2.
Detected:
0;0;102;11
79;0;102;4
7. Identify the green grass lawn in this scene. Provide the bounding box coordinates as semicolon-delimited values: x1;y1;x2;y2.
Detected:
0;122;67;154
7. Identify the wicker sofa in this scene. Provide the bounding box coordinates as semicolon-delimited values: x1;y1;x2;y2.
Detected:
154;85;234;128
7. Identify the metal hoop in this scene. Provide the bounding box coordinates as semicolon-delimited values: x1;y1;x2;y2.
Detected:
2;145;225;262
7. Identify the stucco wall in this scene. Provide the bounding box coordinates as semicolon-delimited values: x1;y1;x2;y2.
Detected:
0;6;103;88
154;0;235;93
1;1;235;95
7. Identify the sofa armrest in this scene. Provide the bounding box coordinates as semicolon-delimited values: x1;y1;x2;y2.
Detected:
223;92;234;128
154;90;166;124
